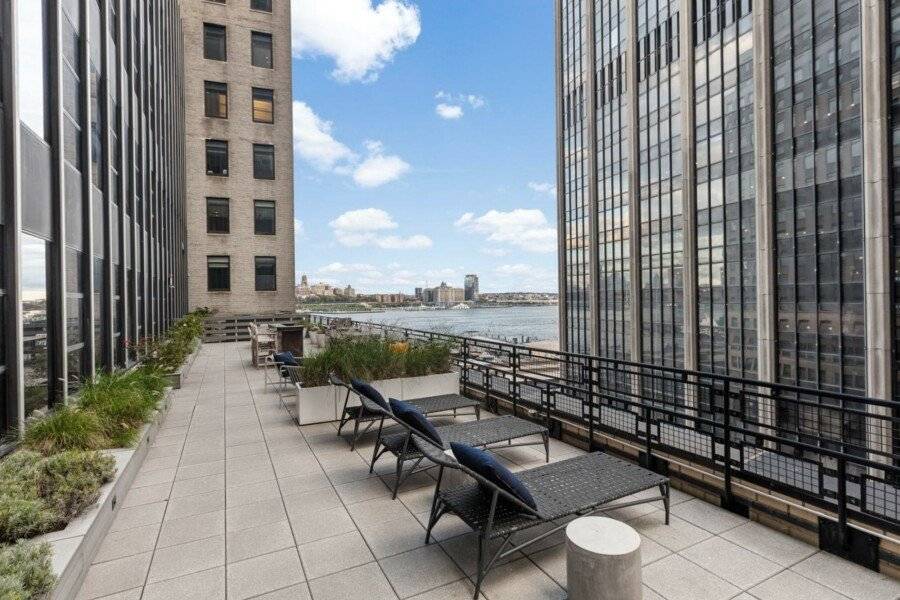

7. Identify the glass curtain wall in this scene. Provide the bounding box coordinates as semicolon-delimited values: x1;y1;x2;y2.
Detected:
562;0;592;354
595;0;631;361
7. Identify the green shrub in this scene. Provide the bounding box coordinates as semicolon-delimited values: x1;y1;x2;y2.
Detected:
78;368;164;447
0;541;56;599
21;408;109;456
0;450;114;543
300;335;452;387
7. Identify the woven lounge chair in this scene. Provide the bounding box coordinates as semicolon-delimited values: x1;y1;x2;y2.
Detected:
413;435;670;599
332;376;549;498
334;376;482;451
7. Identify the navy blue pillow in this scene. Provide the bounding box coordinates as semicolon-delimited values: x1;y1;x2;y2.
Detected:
450;442;537;510
350;378;389;412
389;399;442;446
273;351;298;366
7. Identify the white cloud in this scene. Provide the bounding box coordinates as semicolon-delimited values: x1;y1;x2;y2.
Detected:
494;264;557;292
292;101;356;171
353;144;411;187
455;209;557;253
292;0;421;83
435;103;463;120
319;262;381;275
480;247;509;257
294;219;305;236
329;208;432;250
528;181;557;197
293;102;409;187
433;91;486;120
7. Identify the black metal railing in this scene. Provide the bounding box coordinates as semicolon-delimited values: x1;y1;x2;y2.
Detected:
310;314;900;539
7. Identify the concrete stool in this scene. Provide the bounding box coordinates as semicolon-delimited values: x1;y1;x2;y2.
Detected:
566;516;642;600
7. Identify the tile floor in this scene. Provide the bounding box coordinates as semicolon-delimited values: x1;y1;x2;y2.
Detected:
74;342;900;600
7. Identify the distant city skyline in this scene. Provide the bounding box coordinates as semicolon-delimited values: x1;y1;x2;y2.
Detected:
290;1;557;293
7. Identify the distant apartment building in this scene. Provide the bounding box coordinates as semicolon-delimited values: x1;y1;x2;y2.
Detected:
423;282;465;304
0;0;187;432
464;274;480;301
183;0;295;315
556;0;896;406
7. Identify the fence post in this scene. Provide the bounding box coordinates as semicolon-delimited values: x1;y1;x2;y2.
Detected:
511;345;519;417
722;379;733;508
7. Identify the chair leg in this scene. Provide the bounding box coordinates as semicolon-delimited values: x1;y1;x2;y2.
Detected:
392;455;405;499
543;432;550;462
369;440;382;474
660;482;670;525
475;405;481;420
473;531;487;599
349;418;361;451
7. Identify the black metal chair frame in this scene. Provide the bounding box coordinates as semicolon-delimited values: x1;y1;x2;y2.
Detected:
334;378;482;451
264;352;299;390
412;436;670;599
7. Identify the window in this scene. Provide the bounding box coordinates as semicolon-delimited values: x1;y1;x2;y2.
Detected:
206;139;228;176
254;200;276;235
206;198;230;233
253;143;274;179
252;87;274;123
203;23;226;61
204;81;227;118
255;257;276;291
207;256;230;291
251;0;272;11
18;0;48;138
251;31;273;68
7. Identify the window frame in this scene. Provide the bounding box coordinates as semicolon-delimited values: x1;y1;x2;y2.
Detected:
207;255;231;292
251;87;274;123
254;256;277;291
203;23;227;61
250;31;273;68
204;81;228;119
254;200;276;235
205;139;229;176
206;197;230;234
252;143;275;179
251;0;272;12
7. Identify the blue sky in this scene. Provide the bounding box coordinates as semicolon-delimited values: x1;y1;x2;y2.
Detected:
290;0;557;293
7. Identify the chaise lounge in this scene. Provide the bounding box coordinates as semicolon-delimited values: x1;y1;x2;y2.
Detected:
413;435;670;599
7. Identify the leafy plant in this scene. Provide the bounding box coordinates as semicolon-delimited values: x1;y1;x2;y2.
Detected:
300;335;452;387
0;541;55;599
0;450;114;544
21;408;109;456
78;368;165;447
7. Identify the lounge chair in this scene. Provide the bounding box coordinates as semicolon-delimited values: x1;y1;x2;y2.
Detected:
332;376;549;498
264;351;299;390
413;435;670;598
335;376;482;451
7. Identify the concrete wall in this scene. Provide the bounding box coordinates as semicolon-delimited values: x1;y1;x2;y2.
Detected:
182;0;295;315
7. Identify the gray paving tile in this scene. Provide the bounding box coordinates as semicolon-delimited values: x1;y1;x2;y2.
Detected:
164;490;224;521
289;505;358;545
335;476;392;504
226;479;282;508
440;532;524;576
227;548;304;600
142;566;226;600
360;512;428;558
679;536;781;589
277;471;332;496
157;509;225;548
226;496;288;532
121;482;172;508
227;464;277;488
379;544;464;598
170;473;225;497
307;562;398;600
89;589;143;600
407;579;482;600
227;519;295;563
478;556;566;600
131;468;176;489
629;513;713;552
643;554;740;600
721;521;817;567
176;460;225;481
93;523;160;564
347;497;415;530
109;501;167;533
671;498;749;534
791;551;900;600
147;535;225;583
76;552;152;600
298;531;374;579
251;584;312;599
750;569;850;600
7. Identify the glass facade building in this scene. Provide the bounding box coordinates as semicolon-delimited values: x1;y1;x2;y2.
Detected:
557;0;897;405
0;0;187;435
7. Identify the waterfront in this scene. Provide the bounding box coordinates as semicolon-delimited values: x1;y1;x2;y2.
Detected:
320;304;559;343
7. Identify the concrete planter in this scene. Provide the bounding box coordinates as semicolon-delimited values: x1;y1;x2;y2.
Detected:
162;342;202;390
40;388;174;600
294;371;461;425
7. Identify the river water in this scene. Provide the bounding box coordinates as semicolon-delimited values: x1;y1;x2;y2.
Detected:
319;305;559;343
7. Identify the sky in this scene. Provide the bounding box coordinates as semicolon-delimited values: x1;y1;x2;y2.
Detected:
290;0;558;294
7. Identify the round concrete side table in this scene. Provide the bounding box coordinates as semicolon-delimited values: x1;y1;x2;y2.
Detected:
566;516;642;600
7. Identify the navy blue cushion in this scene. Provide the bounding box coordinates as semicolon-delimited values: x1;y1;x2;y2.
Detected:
350;378;389;412
389;399;442;446
450;442;537;510
273;351;298;366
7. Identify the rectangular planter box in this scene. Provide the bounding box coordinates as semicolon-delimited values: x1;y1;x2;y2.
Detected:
38;388;174;600
294;371;461;425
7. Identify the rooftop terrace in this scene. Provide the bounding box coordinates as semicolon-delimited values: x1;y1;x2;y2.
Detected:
74;342;900;600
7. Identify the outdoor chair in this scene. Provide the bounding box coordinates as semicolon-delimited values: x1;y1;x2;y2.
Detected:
277;365;304;412
412;435;670;599
334;376;482;451
331;376;549;498
264;351;299;389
